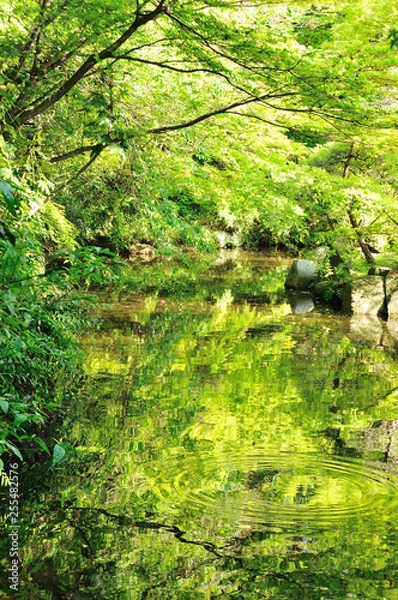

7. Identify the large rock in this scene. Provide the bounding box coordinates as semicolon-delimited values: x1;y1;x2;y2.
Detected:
342;276;385;316
384;319;398;350
285;259;317;291
382;319;398;350
129;243;156;262
386;275;398;317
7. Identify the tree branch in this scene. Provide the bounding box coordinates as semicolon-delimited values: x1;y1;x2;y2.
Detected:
343;143;375;264
50;144;104;163
15;0;51;75
50;147;104;199
384;211;398;228
165;11;300;75
110;54;274;99
9;1;169;127
148;94;274;133
15;0;72;77
261;101;361;124
22;145;105;224
227;111;288;129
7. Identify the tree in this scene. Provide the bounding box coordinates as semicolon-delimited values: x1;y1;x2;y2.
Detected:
1;0;396;190
0;0;397;263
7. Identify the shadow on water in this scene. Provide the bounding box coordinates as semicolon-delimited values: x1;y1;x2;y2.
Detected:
2;252;398;599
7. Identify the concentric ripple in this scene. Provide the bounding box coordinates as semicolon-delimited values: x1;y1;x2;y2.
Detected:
152;449;398;530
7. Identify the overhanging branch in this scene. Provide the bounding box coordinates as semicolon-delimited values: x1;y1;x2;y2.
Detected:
50;146;104;199
110;53;279;99
166;11;301;76
9;1;169;127
50;144;105;163
147;96;267;133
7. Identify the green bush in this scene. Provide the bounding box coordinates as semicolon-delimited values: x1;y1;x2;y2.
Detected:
0;166;121;462
0;225;86;461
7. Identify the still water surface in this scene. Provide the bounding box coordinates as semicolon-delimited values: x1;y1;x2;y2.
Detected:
15;255;398;597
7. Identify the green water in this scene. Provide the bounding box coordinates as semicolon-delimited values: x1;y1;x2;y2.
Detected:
5;255;398;598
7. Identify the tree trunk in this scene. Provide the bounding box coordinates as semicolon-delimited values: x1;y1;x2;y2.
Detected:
343;143;375;264
347;209;375;264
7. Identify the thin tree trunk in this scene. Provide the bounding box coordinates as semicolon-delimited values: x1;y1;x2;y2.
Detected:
343;142;375;264
347;209;375;264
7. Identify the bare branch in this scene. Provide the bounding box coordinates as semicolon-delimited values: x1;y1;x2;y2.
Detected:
50;147;104;199
18;146;104;224
15;0;51;75
384;211;398;228
16;0;72;76
110;54;269;98
261;101;361;124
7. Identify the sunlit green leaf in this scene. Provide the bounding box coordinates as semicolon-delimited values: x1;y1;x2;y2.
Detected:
0;399;9;413
52;443;67;466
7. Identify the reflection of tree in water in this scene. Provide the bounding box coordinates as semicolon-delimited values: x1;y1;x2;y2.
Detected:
20;503;317;597
293;483;318;505
246;469;280;490
246;468;282;502
247;470;318;505
7;483;398;600
10;285;398;598
322;427;362;458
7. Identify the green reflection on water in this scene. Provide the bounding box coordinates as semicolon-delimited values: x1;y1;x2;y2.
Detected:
4;255;398;599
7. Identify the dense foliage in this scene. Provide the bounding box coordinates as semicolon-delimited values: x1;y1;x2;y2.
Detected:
0;0;397;257
0;148;121;462
0;0;397;457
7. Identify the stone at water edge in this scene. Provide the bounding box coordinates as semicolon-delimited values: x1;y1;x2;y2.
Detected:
129;243;156;262
285;259;317;291
386;275;398;317
342;276;385;316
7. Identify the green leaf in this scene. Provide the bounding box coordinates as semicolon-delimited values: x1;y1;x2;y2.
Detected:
32;436;50;454
388;28;398;48
0;179;13;200
14;413;29;427
52;443;66;466
0;399;9;413
5;301;16;316
0;218;16;244
15;337;24;351
0;179;19;215
5;441;23;461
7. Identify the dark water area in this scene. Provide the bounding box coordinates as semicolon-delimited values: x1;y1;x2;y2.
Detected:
2;253;398;598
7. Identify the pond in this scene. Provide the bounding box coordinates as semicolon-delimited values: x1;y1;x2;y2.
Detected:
3;253;398;598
